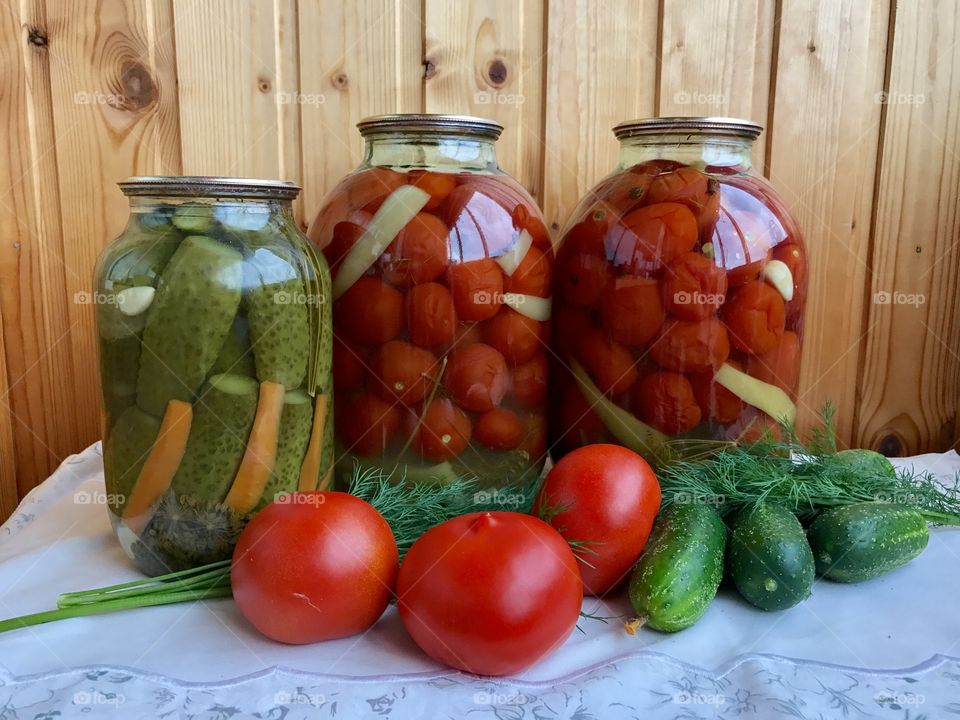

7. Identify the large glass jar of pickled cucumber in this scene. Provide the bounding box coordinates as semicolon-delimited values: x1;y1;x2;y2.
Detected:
550;118;807;464
96;177;332;575
308;114;552;496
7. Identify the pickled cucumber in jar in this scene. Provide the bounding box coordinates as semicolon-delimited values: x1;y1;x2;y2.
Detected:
98;177;333;575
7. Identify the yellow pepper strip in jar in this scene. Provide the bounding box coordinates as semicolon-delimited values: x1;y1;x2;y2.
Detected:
713;362;797;425
298;393;330;492
122;400;193;533
225;381;286;513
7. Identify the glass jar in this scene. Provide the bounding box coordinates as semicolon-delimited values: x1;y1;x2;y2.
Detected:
96;176;333;575
550;117;807;465
308;114;552;495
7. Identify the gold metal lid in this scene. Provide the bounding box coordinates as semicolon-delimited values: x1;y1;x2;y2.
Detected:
118;176;301;200
357;113;504;140
613;117;763;140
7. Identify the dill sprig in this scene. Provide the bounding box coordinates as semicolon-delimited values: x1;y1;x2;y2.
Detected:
658;404;960;524
348;464;537;557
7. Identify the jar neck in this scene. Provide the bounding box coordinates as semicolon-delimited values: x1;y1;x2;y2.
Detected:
617;133;754;171
362;133;499;172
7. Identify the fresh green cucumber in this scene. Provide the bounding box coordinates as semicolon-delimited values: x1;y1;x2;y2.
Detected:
807;502;928;583
136;235;243;416
727;503;814;610
628;504;726;632
170;373;258;504
834;449;897;479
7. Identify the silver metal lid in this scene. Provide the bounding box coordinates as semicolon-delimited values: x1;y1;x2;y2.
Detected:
357;114;504;140
613;117;763;141
118;176;301;200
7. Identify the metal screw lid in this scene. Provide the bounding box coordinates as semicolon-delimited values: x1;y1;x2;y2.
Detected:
357;113;504;140
613;117;763;141
118;176;301;200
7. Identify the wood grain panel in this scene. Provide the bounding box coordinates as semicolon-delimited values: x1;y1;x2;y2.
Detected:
766;0;889;442
297;0;423;228
540;0;659;236
658;0;775;167
173;0;301;213
855;0;960;455
424;0;544;198
0;1;93;500
40;0;182;486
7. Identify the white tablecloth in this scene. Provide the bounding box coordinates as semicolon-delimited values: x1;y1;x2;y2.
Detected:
1;444;959;718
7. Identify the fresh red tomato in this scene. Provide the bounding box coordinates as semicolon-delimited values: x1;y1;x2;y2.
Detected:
397;511;582;675
232;492;398;644
334;277;404;345
632;371;703;435
371;340;439;405
600;275;664;346
405;282;457;347
650;317;730;372
413;399;472;461
578;327;639;394
447;258;503;321
381;212;449;288
721;281;786;355
482;307;543;365
474;408;523;450
661;251;729;320
532;444;661;596
337;392;401;456
445;343;509;412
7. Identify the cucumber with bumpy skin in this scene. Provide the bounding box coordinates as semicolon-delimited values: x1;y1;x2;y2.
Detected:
628;504;727;632
136;235;243;416
99;334;141;422
242;239;310;388
211;315;256;377
807;502;928;583
835;449;897;480
172;203;216;234
104;405;162;515
727;503;814;610
255;389;314;510
170;373;258;504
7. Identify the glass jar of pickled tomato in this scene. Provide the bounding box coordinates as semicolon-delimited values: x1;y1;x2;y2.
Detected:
550;117;806;465
96;177;333;575
308;114;552;495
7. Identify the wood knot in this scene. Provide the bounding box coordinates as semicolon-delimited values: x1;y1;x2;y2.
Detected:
27;26;47;47
915;245;922;254
876;434;903;457
331;71;348;91
485;58;508;87
424;59;437;80
119;61;155;111
807;41;817;53
257;76;272;93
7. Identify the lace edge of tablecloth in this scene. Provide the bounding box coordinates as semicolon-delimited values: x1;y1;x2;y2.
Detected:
0;650;954;718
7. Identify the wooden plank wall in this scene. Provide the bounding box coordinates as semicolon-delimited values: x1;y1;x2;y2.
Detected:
0;0;958;516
